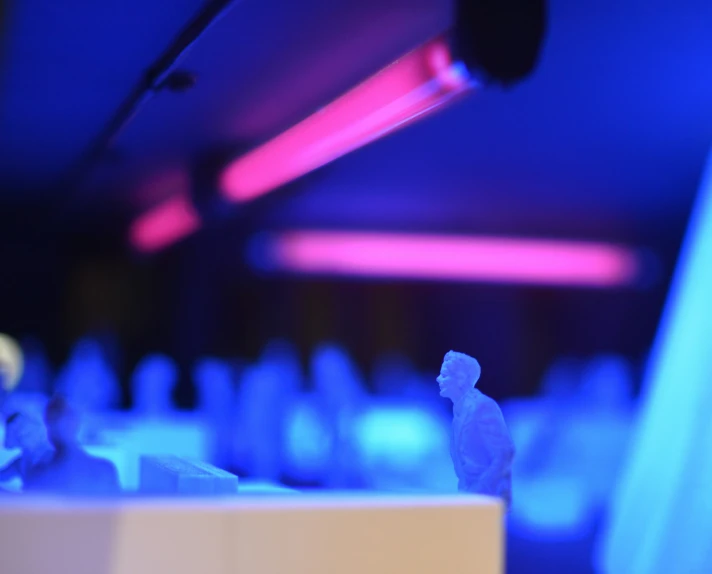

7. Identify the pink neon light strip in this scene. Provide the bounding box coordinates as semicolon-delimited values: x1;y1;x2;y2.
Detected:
220;37;473;202
129;195;202;253
260;231;640;287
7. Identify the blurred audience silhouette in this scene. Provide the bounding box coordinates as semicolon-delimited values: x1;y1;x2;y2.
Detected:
0;333;639;519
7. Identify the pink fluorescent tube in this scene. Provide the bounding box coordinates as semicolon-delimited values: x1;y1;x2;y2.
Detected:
251;231;642;287
129;195;202;253
220;37;473;202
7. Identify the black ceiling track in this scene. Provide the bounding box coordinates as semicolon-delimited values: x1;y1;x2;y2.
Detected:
61;0;240;213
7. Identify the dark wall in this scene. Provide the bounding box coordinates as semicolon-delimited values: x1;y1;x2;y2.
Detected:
0;203;678;407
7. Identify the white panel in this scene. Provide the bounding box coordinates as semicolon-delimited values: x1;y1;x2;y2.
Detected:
0;494;502;574
227;495;502;574
599;150;712;573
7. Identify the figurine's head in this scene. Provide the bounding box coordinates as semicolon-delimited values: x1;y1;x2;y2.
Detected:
311;343;362;398
44;395;81;448
4;412;46;451
132;354;178;414
437;351;481;401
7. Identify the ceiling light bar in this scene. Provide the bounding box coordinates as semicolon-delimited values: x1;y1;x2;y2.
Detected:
129;195;202;253
250;231;641;287
220;36;474;202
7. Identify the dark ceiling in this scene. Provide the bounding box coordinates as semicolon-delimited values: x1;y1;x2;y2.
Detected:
1;0;712;245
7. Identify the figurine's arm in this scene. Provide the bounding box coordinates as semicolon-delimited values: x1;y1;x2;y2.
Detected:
459;396;514;492
479;396;515;466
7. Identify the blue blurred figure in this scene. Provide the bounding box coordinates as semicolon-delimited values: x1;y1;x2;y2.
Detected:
55;338;121;412
372;353;414;396
311;343;367;487
438;351;515;506
505;355;635;537
355;352;455;491
131;354;178;416
16;337;52;395
0;412;54;486
261;340;304;394
236;341;304;480
574;355;634;504
193;357;235;468
283;397;332;481
235;364;283;480
2;338;54;419
354;404;455;492
259;341;303;476
26;395;120;494
503;358;590;536
194;357;234;416
506;358;581;477
372;352;434;402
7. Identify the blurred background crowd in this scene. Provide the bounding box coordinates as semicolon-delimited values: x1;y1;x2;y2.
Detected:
1;332;639;541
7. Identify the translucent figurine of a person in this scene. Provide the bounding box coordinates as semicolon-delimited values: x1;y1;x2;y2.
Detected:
0;412;54;484
438;351;515;506
26;395;120;494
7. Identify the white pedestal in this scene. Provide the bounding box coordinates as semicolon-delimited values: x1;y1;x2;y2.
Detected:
82;413;212;491
0;493;503;574
139;456;239;495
